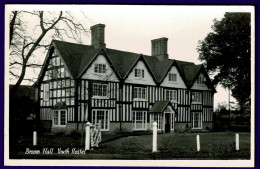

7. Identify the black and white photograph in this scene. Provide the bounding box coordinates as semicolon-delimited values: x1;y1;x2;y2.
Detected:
5;4;255;167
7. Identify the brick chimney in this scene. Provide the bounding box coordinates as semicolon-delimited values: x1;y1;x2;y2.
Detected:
91;24;106;49
151;37;168;61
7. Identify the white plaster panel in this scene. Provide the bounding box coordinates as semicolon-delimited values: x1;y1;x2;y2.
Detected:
124;60;156;85
81;55;119;82
160;66;186;89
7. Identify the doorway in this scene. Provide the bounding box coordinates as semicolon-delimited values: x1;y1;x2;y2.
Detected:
165;113;171;133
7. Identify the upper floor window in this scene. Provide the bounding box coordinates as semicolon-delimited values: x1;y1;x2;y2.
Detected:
43;83;50;101
93;83;108;97
133;87;146;100
165;89;177;102
134;69;144;78
169;73;177;82
94;64;106;74
192;92;202;103
197;76;205;85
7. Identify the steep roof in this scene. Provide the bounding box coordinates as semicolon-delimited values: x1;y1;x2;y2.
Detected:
39;40;214;91
53;40;100;78
106;48;141;79
183;64;202;87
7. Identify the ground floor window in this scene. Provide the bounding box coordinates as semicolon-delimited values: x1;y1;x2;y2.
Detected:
150;113;162;130
192;112;202;129
53;110;67;126
92;109;109;130
133;111;147;130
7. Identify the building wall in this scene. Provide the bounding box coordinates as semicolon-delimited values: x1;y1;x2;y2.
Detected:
39;47;214;133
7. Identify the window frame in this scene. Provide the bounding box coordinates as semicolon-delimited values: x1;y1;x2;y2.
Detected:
165;89;177;102
92;109;110;131
192;92;202;104
43;83;50;101
134;68;145;78
133;87;147;100
168;73;177;82
94;63;107;74
133;111;147;130
192;112;202;129
197;76;206;85
92;83;108;98
53;109;67;127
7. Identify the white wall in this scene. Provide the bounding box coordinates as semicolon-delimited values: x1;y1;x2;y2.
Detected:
124;60;156;85
191;72;210;90
160;66;186;89
81;55;119;82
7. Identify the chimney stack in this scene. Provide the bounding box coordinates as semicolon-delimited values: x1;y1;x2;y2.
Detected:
151;37;168;61
91;24;106;49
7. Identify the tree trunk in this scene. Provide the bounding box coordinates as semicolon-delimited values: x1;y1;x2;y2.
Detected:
10;11;18;45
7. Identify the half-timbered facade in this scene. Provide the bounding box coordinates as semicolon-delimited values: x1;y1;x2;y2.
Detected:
36;24;215;133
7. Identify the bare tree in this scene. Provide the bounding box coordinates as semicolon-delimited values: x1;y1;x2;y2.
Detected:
9;11;90;95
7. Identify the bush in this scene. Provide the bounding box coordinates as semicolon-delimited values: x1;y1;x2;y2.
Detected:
69;130;81;138
55;132;65;137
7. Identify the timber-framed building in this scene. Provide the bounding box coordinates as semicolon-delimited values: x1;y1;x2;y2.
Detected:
36;24;215;133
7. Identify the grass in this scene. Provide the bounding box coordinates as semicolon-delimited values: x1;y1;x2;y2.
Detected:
9;132;251;160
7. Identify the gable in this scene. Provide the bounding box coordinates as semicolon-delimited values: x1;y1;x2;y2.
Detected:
124;60;156;85
191;72;210;90
42;49;71;82
160;65;186;89
81;54;119;82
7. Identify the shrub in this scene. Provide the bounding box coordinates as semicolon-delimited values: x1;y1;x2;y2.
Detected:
69;130;81;138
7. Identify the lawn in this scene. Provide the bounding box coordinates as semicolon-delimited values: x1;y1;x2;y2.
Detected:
9;132;251;160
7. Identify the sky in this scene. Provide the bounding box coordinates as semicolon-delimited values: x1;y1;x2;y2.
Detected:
6;5;254;109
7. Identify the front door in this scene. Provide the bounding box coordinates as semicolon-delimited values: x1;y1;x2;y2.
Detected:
165;113;171;133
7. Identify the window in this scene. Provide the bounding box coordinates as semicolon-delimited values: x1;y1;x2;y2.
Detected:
165;89;177;102
93;83;108;97
150;114;162;130
94;64;106;73
134;69;144;78
133;87;146;100
192;92;202;103
53;110;67;126
192;112;202;129
92;109;109;130
52;68;58;79
169;73;177;82
43;84;50;101
197;76;205;85
133;111;147;130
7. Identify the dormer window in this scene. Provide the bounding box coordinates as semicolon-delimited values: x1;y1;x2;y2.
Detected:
134;69;144;78
94;64;106;74
169;73;177;82
197;76;205;85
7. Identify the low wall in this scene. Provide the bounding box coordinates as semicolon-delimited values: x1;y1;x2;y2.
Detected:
174;122;213;132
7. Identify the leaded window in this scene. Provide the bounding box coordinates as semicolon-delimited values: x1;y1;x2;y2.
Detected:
94;64;106;74
133;87;146;100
